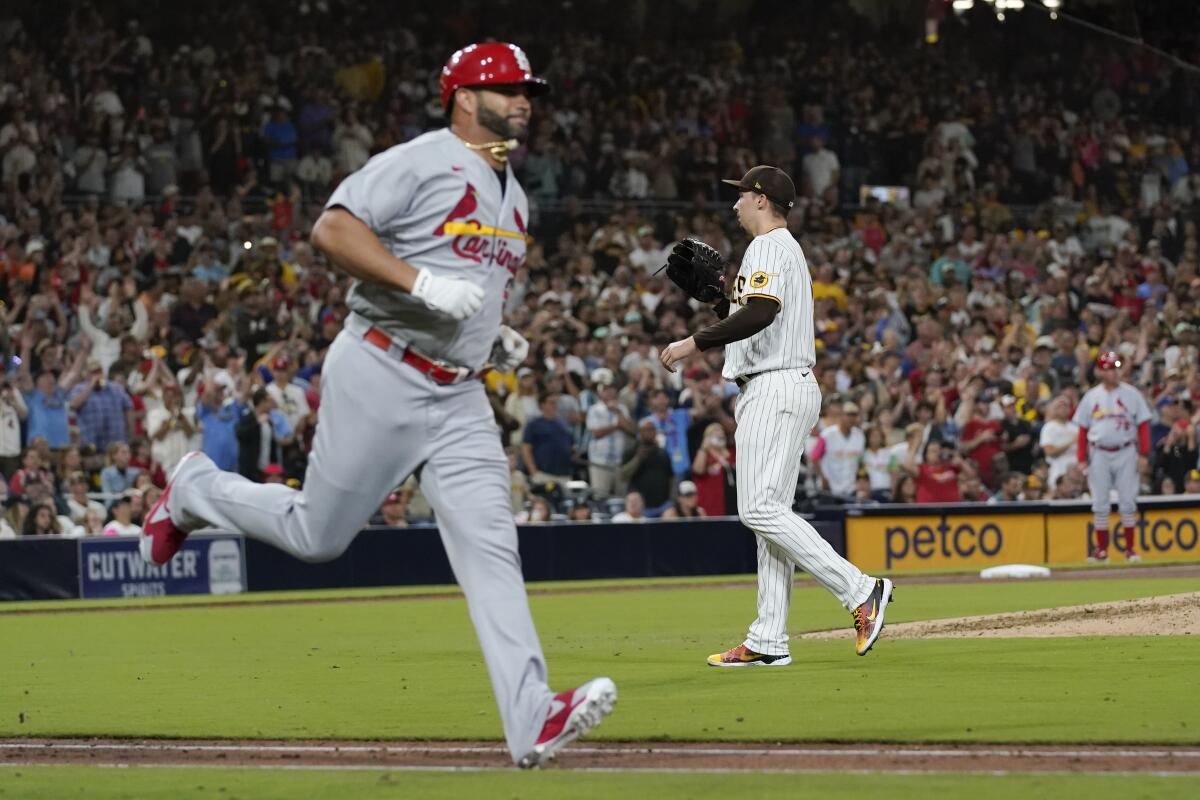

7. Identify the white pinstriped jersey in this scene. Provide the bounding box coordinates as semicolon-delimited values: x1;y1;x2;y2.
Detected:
722;227;816;381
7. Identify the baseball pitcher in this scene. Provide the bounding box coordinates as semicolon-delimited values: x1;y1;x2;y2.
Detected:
659;165;893;666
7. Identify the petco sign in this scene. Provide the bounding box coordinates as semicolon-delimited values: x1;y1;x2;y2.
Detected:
846;513;1045;572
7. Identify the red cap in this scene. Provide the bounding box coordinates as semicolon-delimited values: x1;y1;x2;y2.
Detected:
384;491;404;504
440;43;548;110
1095;351;1121;370
263;463;284;476
272;355;291;371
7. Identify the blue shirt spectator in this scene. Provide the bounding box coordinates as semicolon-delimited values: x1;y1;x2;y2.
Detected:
23;375;72;448
197;386;245;472
263;110;299;162
99;442;144;506
585;384;632;468
192;259;231;284
522;396;574;479
640;389;691;476
69;364;133;451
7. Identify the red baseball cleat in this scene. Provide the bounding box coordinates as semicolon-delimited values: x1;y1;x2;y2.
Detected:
139;451;204;566
518;677;616;768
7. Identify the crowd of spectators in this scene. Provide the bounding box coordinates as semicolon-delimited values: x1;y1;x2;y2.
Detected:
1;1;1199;533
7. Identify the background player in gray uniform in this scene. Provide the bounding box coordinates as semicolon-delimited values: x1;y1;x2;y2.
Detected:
138;42;614;768
659;166;893;664
1072;351;1152;561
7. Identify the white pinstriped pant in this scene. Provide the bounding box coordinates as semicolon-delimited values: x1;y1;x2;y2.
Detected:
734;369;876;656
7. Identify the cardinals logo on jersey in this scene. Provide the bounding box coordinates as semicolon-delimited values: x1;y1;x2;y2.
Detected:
1092;397;1129;419
433;183;480;237
433;180;528;271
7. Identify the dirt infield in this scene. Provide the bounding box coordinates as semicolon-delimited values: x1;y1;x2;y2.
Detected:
800;591;1200;641
3;738;1200;775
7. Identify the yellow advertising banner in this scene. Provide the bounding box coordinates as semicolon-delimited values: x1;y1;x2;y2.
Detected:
1046;508;1200;564
846;513;1046;573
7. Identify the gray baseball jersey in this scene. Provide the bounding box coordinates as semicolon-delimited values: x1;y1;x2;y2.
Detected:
1072;382;1152;448
326;128;527;369
722;227;815;381
163;129;559;763
1074;380;1149;551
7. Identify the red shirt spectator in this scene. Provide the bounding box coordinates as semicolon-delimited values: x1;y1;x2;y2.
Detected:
1112;286;1144;322
961;406;1003;486
912;440;962;503
691;430;734;518
129;443;167;489
10;463;51;497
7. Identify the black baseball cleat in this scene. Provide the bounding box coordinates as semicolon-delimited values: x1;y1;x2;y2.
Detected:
853;578;894;656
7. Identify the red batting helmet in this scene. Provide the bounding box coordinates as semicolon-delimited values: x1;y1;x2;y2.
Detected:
1096;351;1121;370
440;43;548;110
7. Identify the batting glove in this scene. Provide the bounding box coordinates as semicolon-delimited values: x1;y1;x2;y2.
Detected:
491;325;529;372
411;268;485;321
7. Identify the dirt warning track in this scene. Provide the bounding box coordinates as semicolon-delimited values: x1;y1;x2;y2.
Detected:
2;739;1199;775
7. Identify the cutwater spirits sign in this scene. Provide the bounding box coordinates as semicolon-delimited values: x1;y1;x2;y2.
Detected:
79;533;246;599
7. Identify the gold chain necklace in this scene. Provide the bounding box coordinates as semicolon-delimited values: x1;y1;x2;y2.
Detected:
461;137;519;163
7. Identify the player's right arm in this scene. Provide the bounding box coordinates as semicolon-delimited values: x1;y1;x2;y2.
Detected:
311;209;421;292
692;239;785;351
312;208;482;321
1070;395;1091;463
314;150;483;321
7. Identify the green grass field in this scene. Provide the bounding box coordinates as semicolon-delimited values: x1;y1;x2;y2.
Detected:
1;573;1198;798
0;766;1193;800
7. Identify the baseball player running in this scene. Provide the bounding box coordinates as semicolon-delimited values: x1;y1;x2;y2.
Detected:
139;43;614;767
1073;351;1151;561
659;165;893;665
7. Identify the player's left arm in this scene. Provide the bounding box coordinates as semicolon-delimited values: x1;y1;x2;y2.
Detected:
693;297;779;351
1133;388;1153;456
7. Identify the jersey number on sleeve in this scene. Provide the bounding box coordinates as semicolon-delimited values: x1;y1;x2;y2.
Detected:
732;274;746;305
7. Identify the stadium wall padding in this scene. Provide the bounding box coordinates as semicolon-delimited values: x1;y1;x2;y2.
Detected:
0;518;845;600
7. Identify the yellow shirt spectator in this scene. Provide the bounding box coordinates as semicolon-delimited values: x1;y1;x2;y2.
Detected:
811;263;847;310
813;280;848;310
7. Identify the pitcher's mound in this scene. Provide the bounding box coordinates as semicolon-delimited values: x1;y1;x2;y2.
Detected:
798;592;1200;641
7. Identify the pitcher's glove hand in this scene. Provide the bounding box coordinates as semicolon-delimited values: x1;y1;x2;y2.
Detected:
662;239;727;304
490;325;529;373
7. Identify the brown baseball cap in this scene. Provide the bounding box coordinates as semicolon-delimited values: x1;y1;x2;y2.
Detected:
721;165;796;209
